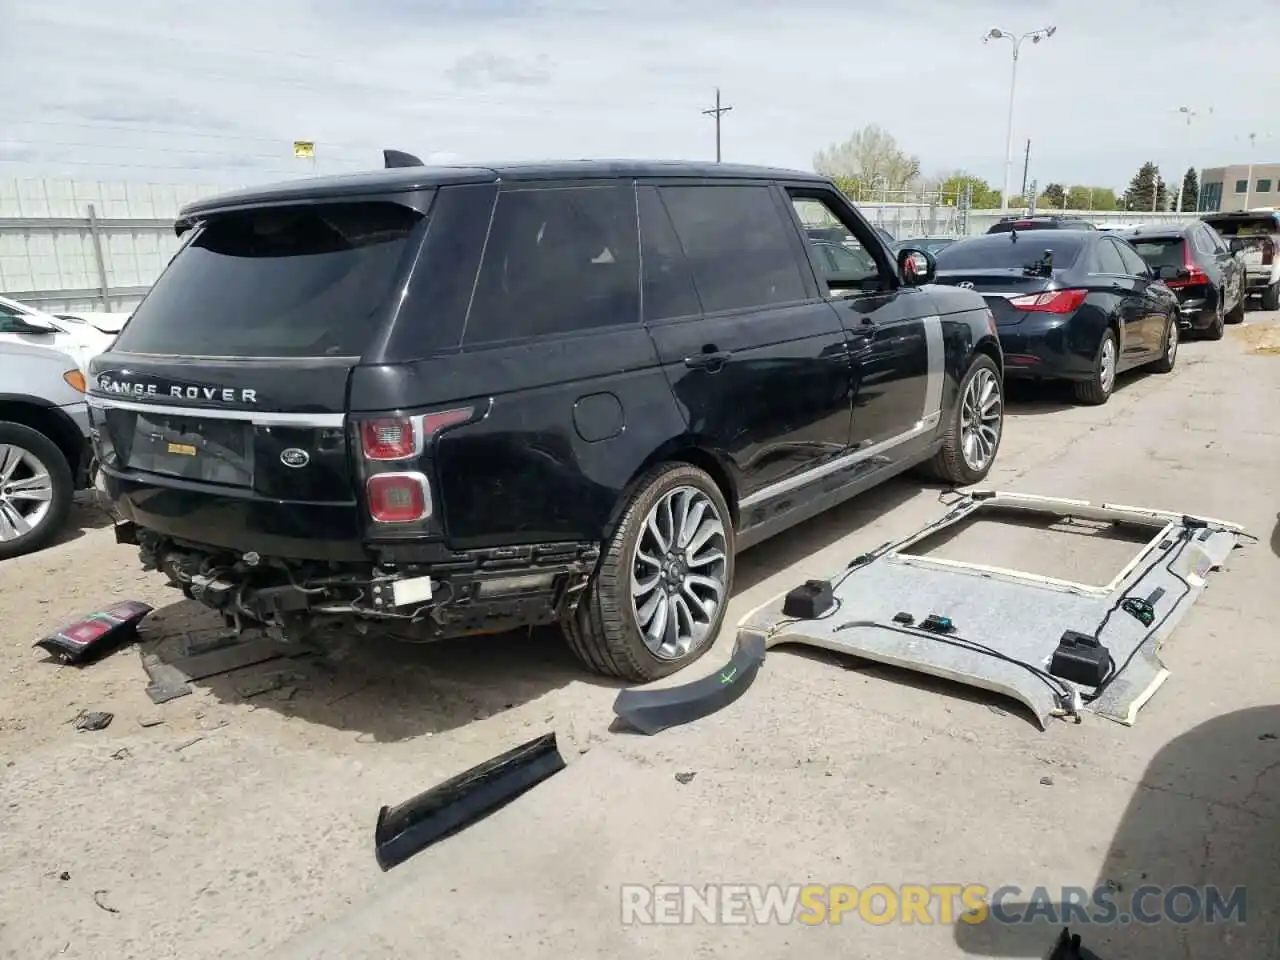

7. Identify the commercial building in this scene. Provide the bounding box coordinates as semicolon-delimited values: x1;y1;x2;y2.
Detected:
1198;162;1280;212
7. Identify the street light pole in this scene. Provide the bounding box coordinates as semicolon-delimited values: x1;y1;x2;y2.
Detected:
985;25;1056;213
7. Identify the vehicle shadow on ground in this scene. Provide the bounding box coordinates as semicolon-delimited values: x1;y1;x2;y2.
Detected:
140;599;597;742
952;706;1280;957
1002;371;1155;415
46;493;116;548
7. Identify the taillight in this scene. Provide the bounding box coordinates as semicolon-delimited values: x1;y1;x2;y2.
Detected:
1007;288;1088;314
358;406;474;461
366;472;431;523
360;419;419;460
1165;241;1209;288
1263;239;1275;266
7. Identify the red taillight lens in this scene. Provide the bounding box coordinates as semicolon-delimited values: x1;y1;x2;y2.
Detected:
361;419;419;461
359;407;474;461
1007;288;1088;314
1263;239;1274;266
366;473;430;523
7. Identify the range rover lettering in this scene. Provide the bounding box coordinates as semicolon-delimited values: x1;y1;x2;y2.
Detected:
90;160;1005;681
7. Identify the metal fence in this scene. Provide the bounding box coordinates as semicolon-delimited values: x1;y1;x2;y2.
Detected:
0;178;1209;314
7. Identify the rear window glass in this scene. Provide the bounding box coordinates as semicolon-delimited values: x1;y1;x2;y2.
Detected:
1128;238;1185;269
934;235;1085;271
113;201;423;358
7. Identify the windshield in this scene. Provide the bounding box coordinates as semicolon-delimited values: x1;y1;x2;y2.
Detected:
935;235;1085;271
1128;238;1185;270
112;200;425;358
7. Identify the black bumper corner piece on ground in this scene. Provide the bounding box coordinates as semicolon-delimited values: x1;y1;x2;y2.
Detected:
611;633;767;735
373;732;566;871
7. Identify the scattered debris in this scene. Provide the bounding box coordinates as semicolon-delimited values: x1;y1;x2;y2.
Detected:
674;772;697;785
110;747;130;761
138;716;164;728
1260;732;1277;742
74;712;113;732
1040;776;1055;786
235;674;285;699
374;732;566;871
35;601;154;666
91;890;119;914
174;736;204;753
141;635;296;704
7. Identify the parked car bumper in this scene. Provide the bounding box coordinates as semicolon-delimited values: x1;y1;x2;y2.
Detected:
996;316;1097;382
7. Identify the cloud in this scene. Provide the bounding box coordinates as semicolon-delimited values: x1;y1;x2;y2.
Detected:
3;0;1279;190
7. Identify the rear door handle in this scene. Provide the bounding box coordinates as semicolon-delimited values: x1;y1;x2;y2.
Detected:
684;349;732;370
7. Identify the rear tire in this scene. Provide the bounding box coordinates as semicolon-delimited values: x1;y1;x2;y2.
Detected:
1225;290;1246;324
925;354;1004;486
0;421;74;561
1203;296;1225;340
563;463;734;682
1150;312;1178;373
1263;282;1280;312
1073;329;1118;406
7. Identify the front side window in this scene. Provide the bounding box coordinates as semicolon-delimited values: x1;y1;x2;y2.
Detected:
790;195;880;295
0;303;30;334
464;185;639;345
658;184;809;313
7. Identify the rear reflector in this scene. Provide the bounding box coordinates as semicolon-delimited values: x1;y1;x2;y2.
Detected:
1007;288;1088;314
367;472;431;523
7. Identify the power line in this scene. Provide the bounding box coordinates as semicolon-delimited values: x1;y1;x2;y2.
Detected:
701;88;732;163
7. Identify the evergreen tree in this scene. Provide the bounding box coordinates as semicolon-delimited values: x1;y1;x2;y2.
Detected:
1124;162;1164;211
1180;167;1199;212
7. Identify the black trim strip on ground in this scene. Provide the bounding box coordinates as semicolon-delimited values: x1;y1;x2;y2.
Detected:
611;634;767;736
373;731;566;871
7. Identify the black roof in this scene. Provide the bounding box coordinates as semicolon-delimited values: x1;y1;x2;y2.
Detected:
177;160;830;221
1115;223;1193;239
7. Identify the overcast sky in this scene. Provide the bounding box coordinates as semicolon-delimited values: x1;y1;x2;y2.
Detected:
3;0;1278;193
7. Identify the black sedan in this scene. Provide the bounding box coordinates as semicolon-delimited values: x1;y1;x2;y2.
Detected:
1116;222;1245;340
932;230;1180;405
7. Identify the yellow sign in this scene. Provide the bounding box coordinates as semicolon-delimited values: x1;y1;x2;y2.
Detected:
293;141;315;159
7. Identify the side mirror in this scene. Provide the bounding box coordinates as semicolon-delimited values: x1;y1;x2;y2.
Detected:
897;247;936;286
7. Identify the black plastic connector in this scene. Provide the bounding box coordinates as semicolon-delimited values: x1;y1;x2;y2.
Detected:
920;614;955;634
892;611;915;625
1049;630;1110;687
782;580;834;619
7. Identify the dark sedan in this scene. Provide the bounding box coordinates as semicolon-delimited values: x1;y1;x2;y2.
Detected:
1116;222;1245;340
932;230;1180;405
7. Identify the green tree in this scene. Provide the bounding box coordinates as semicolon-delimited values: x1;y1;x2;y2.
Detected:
1124;162;1167;212
1066;186;1118;210
937;173;1000;208
813;125;921;195
1180;167;1199;212
1039;183;1067;208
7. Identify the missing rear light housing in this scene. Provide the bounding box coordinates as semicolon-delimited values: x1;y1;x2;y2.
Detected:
367;472;431;523
1007;288;1088;314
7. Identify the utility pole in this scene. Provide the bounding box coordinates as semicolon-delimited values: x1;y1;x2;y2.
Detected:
702;88;732;163
1020;139;1031;200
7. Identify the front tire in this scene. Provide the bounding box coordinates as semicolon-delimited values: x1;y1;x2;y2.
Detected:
0;422;74;561
1225;288;1246;324
1073;329;1118;406
1150;312;1178;373
563;463;734;682
925;354;1003;486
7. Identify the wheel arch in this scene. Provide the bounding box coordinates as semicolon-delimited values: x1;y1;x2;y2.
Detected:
0;396;84;481
602;436;739;539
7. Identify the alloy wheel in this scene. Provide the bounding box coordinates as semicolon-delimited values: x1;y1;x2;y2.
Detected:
1166;318;1178;362
630;485;728;660
1100;337;1117;395
959;367;1002;472
0;443;55;543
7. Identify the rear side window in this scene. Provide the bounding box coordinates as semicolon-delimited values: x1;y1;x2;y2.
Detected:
1113;240;1150;276
1091;239;1129;274
638;186;702;322
658;185;809;313
463;185;639;345
935;235;1085;270
113;201;423;358
1127;238;1184;271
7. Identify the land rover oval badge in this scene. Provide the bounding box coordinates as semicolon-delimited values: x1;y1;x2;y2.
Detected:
280;448;310;468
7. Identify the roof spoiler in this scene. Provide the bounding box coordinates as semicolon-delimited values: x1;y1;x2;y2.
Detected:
383;149;425;168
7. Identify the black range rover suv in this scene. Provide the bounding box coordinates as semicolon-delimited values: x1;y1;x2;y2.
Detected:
88;160;1004;682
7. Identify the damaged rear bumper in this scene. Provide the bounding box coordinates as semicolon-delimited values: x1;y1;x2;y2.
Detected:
114;521;600;642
